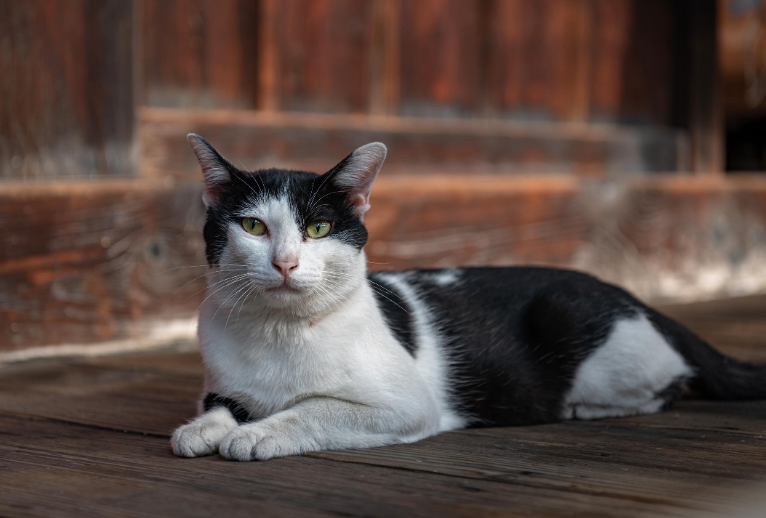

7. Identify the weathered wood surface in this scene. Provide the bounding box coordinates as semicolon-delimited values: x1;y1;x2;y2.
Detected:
0;0;135;180
139;0;260;109
140;108;686;176
137;0;681;128
1;296;765;517
0;182;207;352
3;176;766;354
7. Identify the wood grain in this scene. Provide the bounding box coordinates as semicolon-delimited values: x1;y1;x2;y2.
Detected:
140;107;686;177
0;182;207;352
139;0;260;109
268;0;375;114
0;0;135;180
4;176;766;352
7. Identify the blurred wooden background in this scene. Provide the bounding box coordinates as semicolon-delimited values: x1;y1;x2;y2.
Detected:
1;0;766;358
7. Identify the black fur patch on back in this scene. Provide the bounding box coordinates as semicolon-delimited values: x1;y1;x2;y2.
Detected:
368;273;416;356
203;392;252;424
202;166;368;266
405;266;641;427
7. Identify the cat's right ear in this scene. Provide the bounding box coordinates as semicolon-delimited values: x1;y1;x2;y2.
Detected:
187;133;233;207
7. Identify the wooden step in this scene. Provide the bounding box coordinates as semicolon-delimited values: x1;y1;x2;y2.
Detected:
3;175;766;357
140;108;687;179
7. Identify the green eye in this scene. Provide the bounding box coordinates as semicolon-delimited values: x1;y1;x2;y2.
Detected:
242;217;266;236
306;221;331;239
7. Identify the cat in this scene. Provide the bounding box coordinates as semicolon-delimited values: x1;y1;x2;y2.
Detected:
171;134;766;461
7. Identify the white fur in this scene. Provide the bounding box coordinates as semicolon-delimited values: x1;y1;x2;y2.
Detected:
173;190;450;460
426;269;461;287
171;407;238;457
562;313;693;420
374;272;466;432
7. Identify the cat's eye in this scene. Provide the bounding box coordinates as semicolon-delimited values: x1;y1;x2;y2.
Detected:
306;221;331;239
242;217;267;236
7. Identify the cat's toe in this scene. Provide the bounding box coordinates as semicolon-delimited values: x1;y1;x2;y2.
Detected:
171;420;232;458
252;435;287;460
219;426;293;461
219;427;261;461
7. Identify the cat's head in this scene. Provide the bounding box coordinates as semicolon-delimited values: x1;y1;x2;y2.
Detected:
188;134;386;318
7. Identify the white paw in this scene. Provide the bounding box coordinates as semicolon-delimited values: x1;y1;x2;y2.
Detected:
219;424;298;461
171;412;238;458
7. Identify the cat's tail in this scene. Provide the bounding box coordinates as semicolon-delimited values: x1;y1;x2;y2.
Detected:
648;309;766;400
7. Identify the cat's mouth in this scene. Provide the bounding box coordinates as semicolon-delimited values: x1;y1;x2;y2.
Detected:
267;284;302;294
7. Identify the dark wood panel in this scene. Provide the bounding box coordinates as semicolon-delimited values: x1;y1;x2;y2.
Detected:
0;0;134;180
486;0;590;121
267;0;375;113
140;0;260;109
684;0;724;174
398;0;484;118
589;0;675;125
0;182;207;352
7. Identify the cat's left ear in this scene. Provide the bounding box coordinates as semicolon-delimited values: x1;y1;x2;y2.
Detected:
328;142;387;217
187;133;236;208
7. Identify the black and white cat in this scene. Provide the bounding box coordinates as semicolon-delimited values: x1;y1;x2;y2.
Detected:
171;135;765;461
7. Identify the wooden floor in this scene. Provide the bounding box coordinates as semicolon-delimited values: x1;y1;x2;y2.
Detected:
2;296;766;517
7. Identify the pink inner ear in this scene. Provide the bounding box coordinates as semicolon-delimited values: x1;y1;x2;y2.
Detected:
352;193;371;216
202;189;219;208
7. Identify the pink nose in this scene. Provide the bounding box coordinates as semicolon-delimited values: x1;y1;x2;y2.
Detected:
272;259;298;278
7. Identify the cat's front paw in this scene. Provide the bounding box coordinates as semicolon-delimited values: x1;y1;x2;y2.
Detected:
219;424;298;461
171;411;238;458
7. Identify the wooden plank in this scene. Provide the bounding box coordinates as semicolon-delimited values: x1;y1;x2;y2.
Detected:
368;0;402;115
485;0;591;121
719;0;766;117
0;348;201;434
398;0;483;118
2;415;724;518
4;175;766;353
0;182;207;352
140;107;686;176
679;0;725;174
0;0;134;180
139;0;260;109
266;0;375;114
589;0;675;125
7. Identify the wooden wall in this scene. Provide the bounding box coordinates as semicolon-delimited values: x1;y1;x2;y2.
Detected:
0;0;135;180
140;0;679;125
0;0;741;357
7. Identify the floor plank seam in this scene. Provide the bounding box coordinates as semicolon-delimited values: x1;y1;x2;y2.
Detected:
0;411;171;439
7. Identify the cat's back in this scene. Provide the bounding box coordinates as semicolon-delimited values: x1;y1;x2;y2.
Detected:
369;266;622;318
368;266;643;426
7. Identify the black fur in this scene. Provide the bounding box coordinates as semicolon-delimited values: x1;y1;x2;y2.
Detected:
203;392;253;424
368;273;417;356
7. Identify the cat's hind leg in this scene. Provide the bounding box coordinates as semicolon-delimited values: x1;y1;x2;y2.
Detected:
561;314;693;420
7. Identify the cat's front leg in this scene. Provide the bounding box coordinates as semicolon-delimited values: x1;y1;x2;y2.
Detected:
171;406;238;457
219;397;436;461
